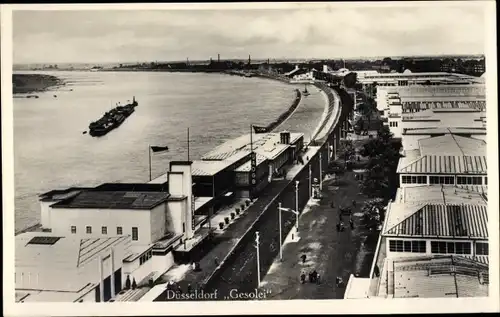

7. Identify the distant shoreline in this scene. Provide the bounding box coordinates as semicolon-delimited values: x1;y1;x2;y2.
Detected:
12;74;64;94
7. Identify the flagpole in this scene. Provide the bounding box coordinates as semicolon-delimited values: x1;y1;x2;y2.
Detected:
187;127;190;161
148;145;152;181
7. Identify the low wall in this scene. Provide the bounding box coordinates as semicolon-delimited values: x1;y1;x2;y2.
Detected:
203;83;354;292
255;89;302;133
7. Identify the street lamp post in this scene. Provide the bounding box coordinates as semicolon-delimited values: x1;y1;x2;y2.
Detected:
295;181;299;231
308;164;312;198
255;231;261;288
278;202;283;261
319;152;323;191
278;204;299;259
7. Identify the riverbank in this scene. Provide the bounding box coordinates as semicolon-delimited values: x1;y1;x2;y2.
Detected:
13;74;64;94
254;89;302;133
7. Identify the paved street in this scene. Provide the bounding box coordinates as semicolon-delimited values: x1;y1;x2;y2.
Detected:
260;171;379;300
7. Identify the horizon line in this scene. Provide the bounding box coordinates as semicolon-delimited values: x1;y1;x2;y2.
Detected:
13;53;486;66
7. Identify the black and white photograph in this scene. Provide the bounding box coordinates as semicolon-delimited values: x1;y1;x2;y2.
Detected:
2;1;498;315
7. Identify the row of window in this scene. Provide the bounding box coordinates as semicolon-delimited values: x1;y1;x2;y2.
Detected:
389;121;399;127
429;176;455;185
70;226;139;241
457;176;483;185
389;240;489;255
402;175;487;185
139;250;153;265
389;240;426;253
430;241;471;255
401;175;427;184
389;240;488;255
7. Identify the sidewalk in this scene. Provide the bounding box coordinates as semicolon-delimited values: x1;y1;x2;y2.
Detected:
260;171;380;300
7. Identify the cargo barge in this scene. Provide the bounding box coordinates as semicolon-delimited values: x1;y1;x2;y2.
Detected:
88;97;138;137
253;89;302;134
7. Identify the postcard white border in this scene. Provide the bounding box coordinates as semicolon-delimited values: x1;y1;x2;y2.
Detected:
2;1;499;315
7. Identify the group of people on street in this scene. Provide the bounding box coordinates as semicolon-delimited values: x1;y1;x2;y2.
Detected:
300;269;321;285
334;200;357;232
166;281;199;294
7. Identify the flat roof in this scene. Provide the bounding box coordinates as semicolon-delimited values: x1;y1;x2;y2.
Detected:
234;153;268;172
397;155;487;174
344;276;371;299
16;232;130;294
39;187;91;202
192;160;233;176
17;283;97;303
377;84;485;98
418;134;486;157
403;127;487;135
395;185;488;206
92;183;168;192
194;196;214;210
202;131;303;162
377;255;488;298
50;190;171;210
383;203;488;239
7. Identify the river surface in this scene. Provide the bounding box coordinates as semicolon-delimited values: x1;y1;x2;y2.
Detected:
13;71;326;231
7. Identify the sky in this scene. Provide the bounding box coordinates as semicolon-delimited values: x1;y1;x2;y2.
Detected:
12;3;488;64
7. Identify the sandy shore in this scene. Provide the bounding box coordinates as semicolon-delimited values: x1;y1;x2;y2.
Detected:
13;73;64;94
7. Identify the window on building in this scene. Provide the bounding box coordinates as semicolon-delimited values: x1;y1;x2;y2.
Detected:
139;250;153;265
431;241;471;255
86;226;92;234
71;226;76;234
402;175;427;184
457;176;483;185
389;240;426;253
102;226;107;235
117;226;123;235
429;176;455;185
485;177;488;185
132;227;138;241
476;242;489;255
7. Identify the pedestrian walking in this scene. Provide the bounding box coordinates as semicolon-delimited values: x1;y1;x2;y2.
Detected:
187;284;192;294
336;276;343;288
301;254;307;264
330;201;334;209
316;273;321;285
338;213;343;221
300;272;306;284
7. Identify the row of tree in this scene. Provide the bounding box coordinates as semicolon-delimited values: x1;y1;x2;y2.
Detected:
359;125;401;200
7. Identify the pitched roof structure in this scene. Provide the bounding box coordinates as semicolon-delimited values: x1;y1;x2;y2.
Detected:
418;134;486;157
384;204;488;239
397;155;487;174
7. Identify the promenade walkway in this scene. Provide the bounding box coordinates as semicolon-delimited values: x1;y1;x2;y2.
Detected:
260;172;379;300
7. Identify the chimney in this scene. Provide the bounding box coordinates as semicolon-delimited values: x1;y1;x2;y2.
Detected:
167;171;184;196
280;131;291;145
170;161;194;239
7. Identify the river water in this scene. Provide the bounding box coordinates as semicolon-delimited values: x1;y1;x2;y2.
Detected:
13;71;326;231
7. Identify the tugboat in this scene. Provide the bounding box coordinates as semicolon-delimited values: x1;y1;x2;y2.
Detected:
88;96;138;137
